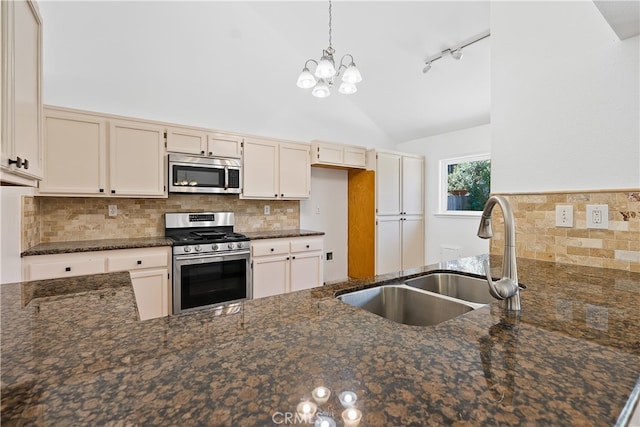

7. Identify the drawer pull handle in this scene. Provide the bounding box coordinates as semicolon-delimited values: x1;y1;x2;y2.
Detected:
65;267;71;272
306;245;310;248
111;190;116;194
137;260;142;265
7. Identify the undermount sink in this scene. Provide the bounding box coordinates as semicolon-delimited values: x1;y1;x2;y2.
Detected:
403;272;496;304
337;284;478;327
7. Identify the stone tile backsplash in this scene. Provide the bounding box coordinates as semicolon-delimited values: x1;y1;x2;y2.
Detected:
489;191;640;272
23;195;299;247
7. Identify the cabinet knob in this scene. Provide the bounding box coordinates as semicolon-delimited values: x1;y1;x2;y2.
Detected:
306;245;310;248
111;190;116;194
292;256;296;260
65;267;71;272
201;150;205;154
137;260;142;265
8;157;23;168
286;257;290;261
270;248;274;252
99;188;105;193
275;194;278;197
280;194;284;197
22;158;29;170
208;152;212;156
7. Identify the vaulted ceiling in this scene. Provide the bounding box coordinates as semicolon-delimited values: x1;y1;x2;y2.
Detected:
39;1;491;148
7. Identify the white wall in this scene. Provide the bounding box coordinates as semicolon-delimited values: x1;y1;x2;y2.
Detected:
0;187;33;284
491;1;640;193
300;168;348;283
397;124;491;264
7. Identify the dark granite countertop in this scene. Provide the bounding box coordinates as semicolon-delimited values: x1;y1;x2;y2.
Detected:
1;255;639;426
244;229;325;240
21;237;173;256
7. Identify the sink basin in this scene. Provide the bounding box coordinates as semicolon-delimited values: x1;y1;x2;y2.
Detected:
403;272;497;304
337;285;476;326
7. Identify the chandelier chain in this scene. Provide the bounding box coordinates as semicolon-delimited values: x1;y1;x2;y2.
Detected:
328;0;332;51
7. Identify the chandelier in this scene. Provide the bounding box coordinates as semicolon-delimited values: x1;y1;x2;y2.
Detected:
296;0;362;98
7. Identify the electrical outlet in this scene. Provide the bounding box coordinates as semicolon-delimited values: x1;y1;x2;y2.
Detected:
586;204;609;229
264;205;270;215
555;205;573;228
108;205;117;217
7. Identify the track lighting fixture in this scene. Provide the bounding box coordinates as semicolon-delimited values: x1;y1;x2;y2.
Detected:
422;30;489;74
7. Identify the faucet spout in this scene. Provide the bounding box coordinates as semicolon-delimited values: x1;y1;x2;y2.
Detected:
477;195;521;311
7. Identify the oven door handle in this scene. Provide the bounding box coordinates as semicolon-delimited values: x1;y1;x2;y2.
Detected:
174;251;250;261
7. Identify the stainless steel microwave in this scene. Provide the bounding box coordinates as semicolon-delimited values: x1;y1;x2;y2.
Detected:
168;154;242;194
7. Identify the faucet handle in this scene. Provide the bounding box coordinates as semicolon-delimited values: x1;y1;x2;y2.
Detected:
483;259;519;301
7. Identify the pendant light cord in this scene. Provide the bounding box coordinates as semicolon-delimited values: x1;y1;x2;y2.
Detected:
328;0;333;51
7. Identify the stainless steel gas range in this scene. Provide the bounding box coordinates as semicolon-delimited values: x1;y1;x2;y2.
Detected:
165;212;251;315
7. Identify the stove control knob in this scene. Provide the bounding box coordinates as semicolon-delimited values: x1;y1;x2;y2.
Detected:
183;246;191;253
237;242;244;249
195;245;202;252
212;244;219;251
228;242;234;250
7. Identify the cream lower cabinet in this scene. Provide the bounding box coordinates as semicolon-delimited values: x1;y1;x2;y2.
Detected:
23;247;171;320
251;236;323;299
242;138;310;200
376;216;424;275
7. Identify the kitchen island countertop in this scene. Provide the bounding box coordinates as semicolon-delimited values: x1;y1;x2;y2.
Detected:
1;255;639;426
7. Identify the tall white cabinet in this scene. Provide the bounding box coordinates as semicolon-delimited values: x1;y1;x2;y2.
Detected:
369;150;425;275
1;0;43;186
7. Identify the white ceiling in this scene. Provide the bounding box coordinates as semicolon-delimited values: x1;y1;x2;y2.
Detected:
38;1;490;147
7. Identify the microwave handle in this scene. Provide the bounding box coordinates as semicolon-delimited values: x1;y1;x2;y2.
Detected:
224;167;229;190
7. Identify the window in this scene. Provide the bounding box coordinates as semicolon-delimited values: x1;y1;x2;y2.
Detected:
440;154;491;214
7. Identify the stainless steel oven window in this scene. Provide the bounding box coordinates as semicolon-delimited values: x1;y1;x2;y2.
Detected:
172;252;251;314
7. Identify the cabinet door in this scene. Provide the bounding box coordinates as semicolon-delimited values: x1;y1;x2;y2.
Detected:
252;255;288;299
40;110;107;194
242;138;278;198
109;120;165;197
316;143;342;165
1;0;43;181
402;156;424;215
402;216;424;270
344;146;366;168
290;252;323;292
207;133;241;158
129;268;169;320
166;127;206;155
376;152;401;215
375;217;402;275
279;142;310;199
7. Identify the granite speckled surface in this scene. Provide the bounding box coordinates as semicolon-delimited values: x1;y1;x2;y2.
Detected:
244;229;325;240
2;255;639;426
20;237;173;256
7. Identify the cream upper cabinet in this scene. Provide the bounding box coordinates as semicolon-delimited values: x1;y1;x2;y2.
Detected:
166;127;242;159
109;120;165;197
40;108;167;197
242;137;278;198
207;132;242;158
166;127;207;155
0;0;43;185
242;138;310;200
310;140;366;169
372;150;424;216
40;109;107;194
279;142;310;199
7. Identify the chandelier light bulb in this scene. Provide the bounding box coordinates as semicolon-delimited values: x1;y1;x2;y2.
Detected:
315;55;336;79
338;81;357;95
341;64;362;84
296;68;317;89
312;80;331;98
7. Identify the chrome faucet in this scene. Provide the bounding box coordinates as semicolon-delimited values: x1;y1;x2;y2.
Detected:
477;195;521;311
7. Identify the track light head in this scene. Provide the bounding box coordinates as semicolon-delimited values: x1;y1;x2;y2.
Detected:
422;62;432;74
451;48;463;60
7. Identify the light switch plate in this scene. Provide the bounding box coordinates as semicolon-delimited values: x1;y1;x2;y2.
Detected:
586;204;608;229
555;205;573;227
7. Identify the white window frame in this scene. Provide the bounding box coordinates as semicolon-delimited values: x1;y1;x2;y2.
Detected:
436;153;491;217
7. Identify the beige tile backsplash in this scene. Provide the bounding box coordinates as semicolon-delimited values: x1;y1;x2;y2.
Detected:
489;191;640;272
23;195;299;247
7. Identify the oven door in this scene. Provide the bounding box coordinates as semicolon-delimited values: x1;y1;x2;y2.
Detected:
173;251;251;314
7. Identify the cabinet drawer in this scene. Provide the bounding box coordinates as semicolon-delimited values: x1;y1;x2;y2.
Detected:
107;252;168;272
28;258;105;281
290;237;323;253
252;240;290;257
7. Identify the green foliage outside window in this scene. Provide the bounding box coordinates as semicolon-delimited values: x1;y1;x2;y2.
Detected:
447;160;491;211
